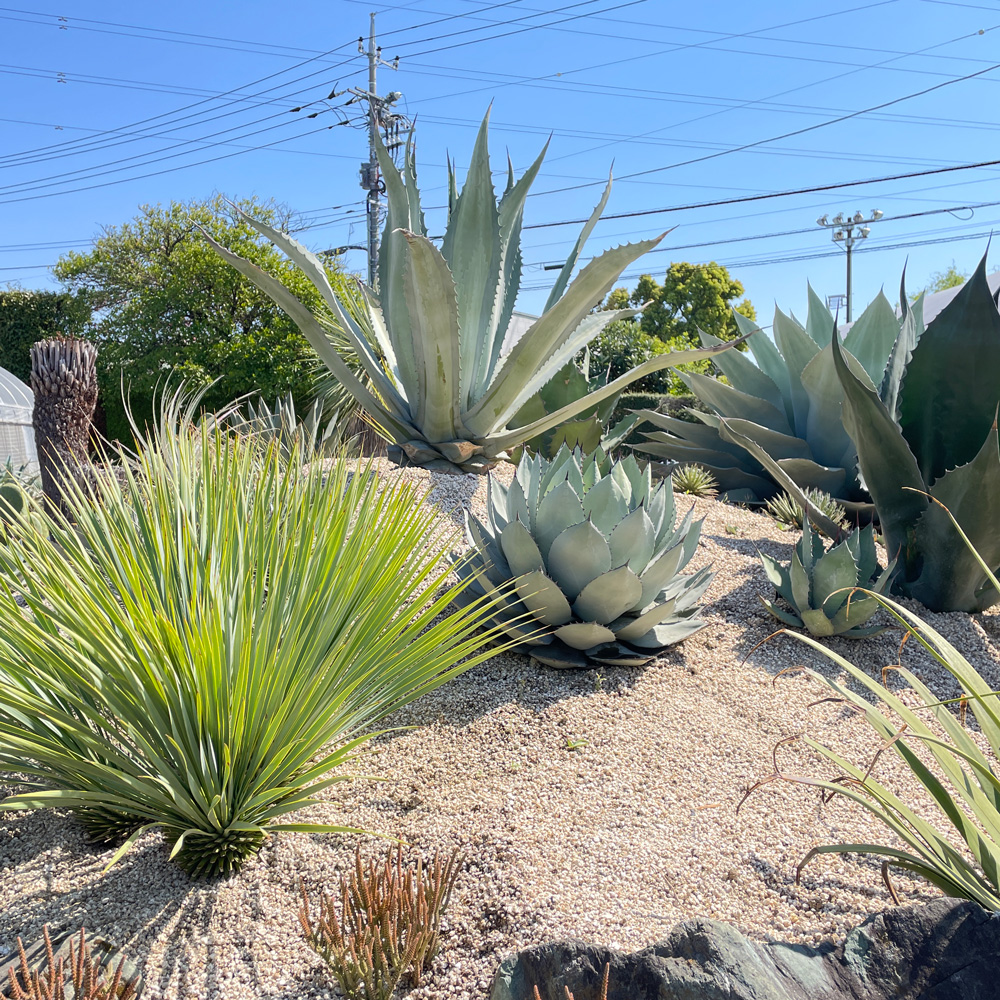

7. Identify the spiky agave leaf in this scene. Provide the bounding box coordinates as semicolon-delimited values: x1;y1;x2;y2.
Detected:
206;111;746;473
0;392;511;877
453;445;713;667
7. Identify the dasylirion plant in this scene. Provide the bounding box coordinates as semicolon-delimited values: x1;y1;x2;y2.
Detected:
454;446;714;668
732;254;1000;612
636;283;913;505
0;392;510;877
764;488;846;532
206;110;741;473
758;520;894;637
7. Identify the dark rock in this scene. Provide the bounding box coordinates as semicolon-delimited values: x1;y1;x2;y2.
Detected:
490;898;1000;1000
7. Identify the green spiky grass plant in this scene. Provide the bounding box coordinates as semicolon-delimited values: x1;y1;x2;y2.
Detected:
0;395;508;878
764;488;846;532
670;464;719;499
741;499;1000;910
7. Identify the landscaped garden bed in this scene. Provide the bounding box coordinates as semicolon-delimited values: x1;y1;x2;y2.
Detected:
6;457;991;999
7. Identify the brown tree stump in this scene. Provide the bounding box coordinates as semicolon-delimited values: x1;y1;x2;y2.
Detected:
30;337;98;518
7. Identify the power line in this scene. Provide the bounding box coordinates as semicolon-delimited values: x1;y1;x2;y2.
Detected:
521;157;1000;230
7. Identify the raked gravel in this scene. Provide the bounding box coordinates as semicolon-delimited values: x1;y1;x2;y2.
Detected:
3;457;998;999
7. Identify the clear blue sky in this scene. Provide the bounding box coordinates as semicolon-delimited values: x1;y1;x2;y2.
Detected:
2;0;999;327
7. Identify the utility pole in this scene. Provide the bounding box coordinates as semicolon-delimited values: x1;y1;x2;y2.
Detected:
352;14;406;289
290;14;410;289
815;209;884;323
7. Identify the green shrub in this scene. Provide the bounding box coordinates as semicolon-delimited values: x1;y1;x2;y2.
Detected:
0;289;90;384
0;394;507;877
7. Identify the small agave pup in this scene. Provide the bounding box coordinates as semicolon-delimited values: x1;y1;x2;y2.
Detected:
453;447;714;668
205;110;744;473
758;520;895;637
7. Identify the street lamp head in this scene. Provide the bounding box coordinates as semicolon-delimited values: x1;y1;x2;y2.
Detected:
833;230;845;241
852;211;865;224
817;214;828;226
871;209;883;221
860;226;871;238
832;212;844;225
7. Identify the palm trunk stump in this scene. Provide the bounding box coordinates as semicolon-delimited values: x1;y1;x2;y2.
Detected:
31;337;98;518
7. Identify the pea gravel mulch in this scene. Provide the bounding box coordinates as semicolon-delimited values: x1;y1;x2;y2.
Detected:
3;457;997;999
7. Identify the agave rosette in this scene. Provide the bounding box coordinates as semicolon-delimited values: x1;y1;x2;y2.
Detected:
204;111;743;473
636;285;914;505
454;447;714;668
759;520;894;637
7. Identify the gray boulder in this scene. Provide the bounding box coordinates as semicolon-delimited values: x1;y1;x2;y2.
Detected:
490;898;999;1000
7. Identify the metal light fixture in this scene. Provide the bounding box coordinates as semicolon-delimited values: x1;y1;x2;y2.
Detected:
816;208;885;323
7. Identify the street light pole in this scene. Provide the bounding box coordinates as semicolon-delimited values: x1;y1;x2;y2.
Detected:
815;209;883;323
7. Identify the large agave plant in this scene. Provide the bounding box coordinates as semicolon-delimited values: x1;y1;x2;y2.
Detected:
759;520;894;637
204;111;741;473
636;285;915;505
733;255;1000;612
453;446;714;668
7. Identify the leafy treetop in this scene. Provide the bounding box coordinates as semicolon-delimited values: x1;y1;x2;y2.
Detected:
53;195;348;442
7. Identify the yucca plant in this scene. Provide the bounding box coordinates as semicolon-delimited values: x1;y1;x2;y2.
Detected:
453;446;713;668
0;394;509;877
742;512;1000;910
764;488;846;531
300;846;461;999
670;463;719;499
636;284;913;505
4;926;138;1000
730;255;1000;612
758;520;894;637
204;111;742;473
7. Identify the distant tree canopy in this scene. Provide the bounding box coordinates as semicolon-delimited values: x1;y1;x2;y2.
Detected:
53;195;349;442
594;261;756;395
0;289;91;386
604;261;756;346
927;262;967;295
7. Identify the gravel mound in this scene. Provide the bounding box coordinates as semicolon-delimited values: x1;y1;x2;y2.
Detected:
2;458;996;1000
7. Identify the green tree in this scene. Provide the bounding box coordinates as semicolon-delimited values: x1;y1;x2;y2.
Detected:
0;289;91;384
53;195;346;442
600;261;755;394
927;261;967;294
609;261;755;346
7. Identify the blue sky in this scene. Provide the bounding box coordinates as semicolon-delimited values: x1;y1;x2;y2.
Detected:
2;0;999;327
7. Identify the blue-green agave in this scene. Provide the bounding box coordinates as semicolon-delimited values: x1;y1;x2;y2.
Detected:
759;520;894;637
636;285;916;505
453;446;714;668
204;112;741;473
733;254;1000;612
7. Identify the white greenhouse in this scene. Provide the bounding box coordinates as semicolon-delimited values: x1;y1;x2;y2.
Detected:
0;367;37;471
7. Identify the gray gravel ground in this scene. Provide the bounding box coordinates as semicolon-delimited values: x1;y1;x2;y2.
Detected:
2;457;996;999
